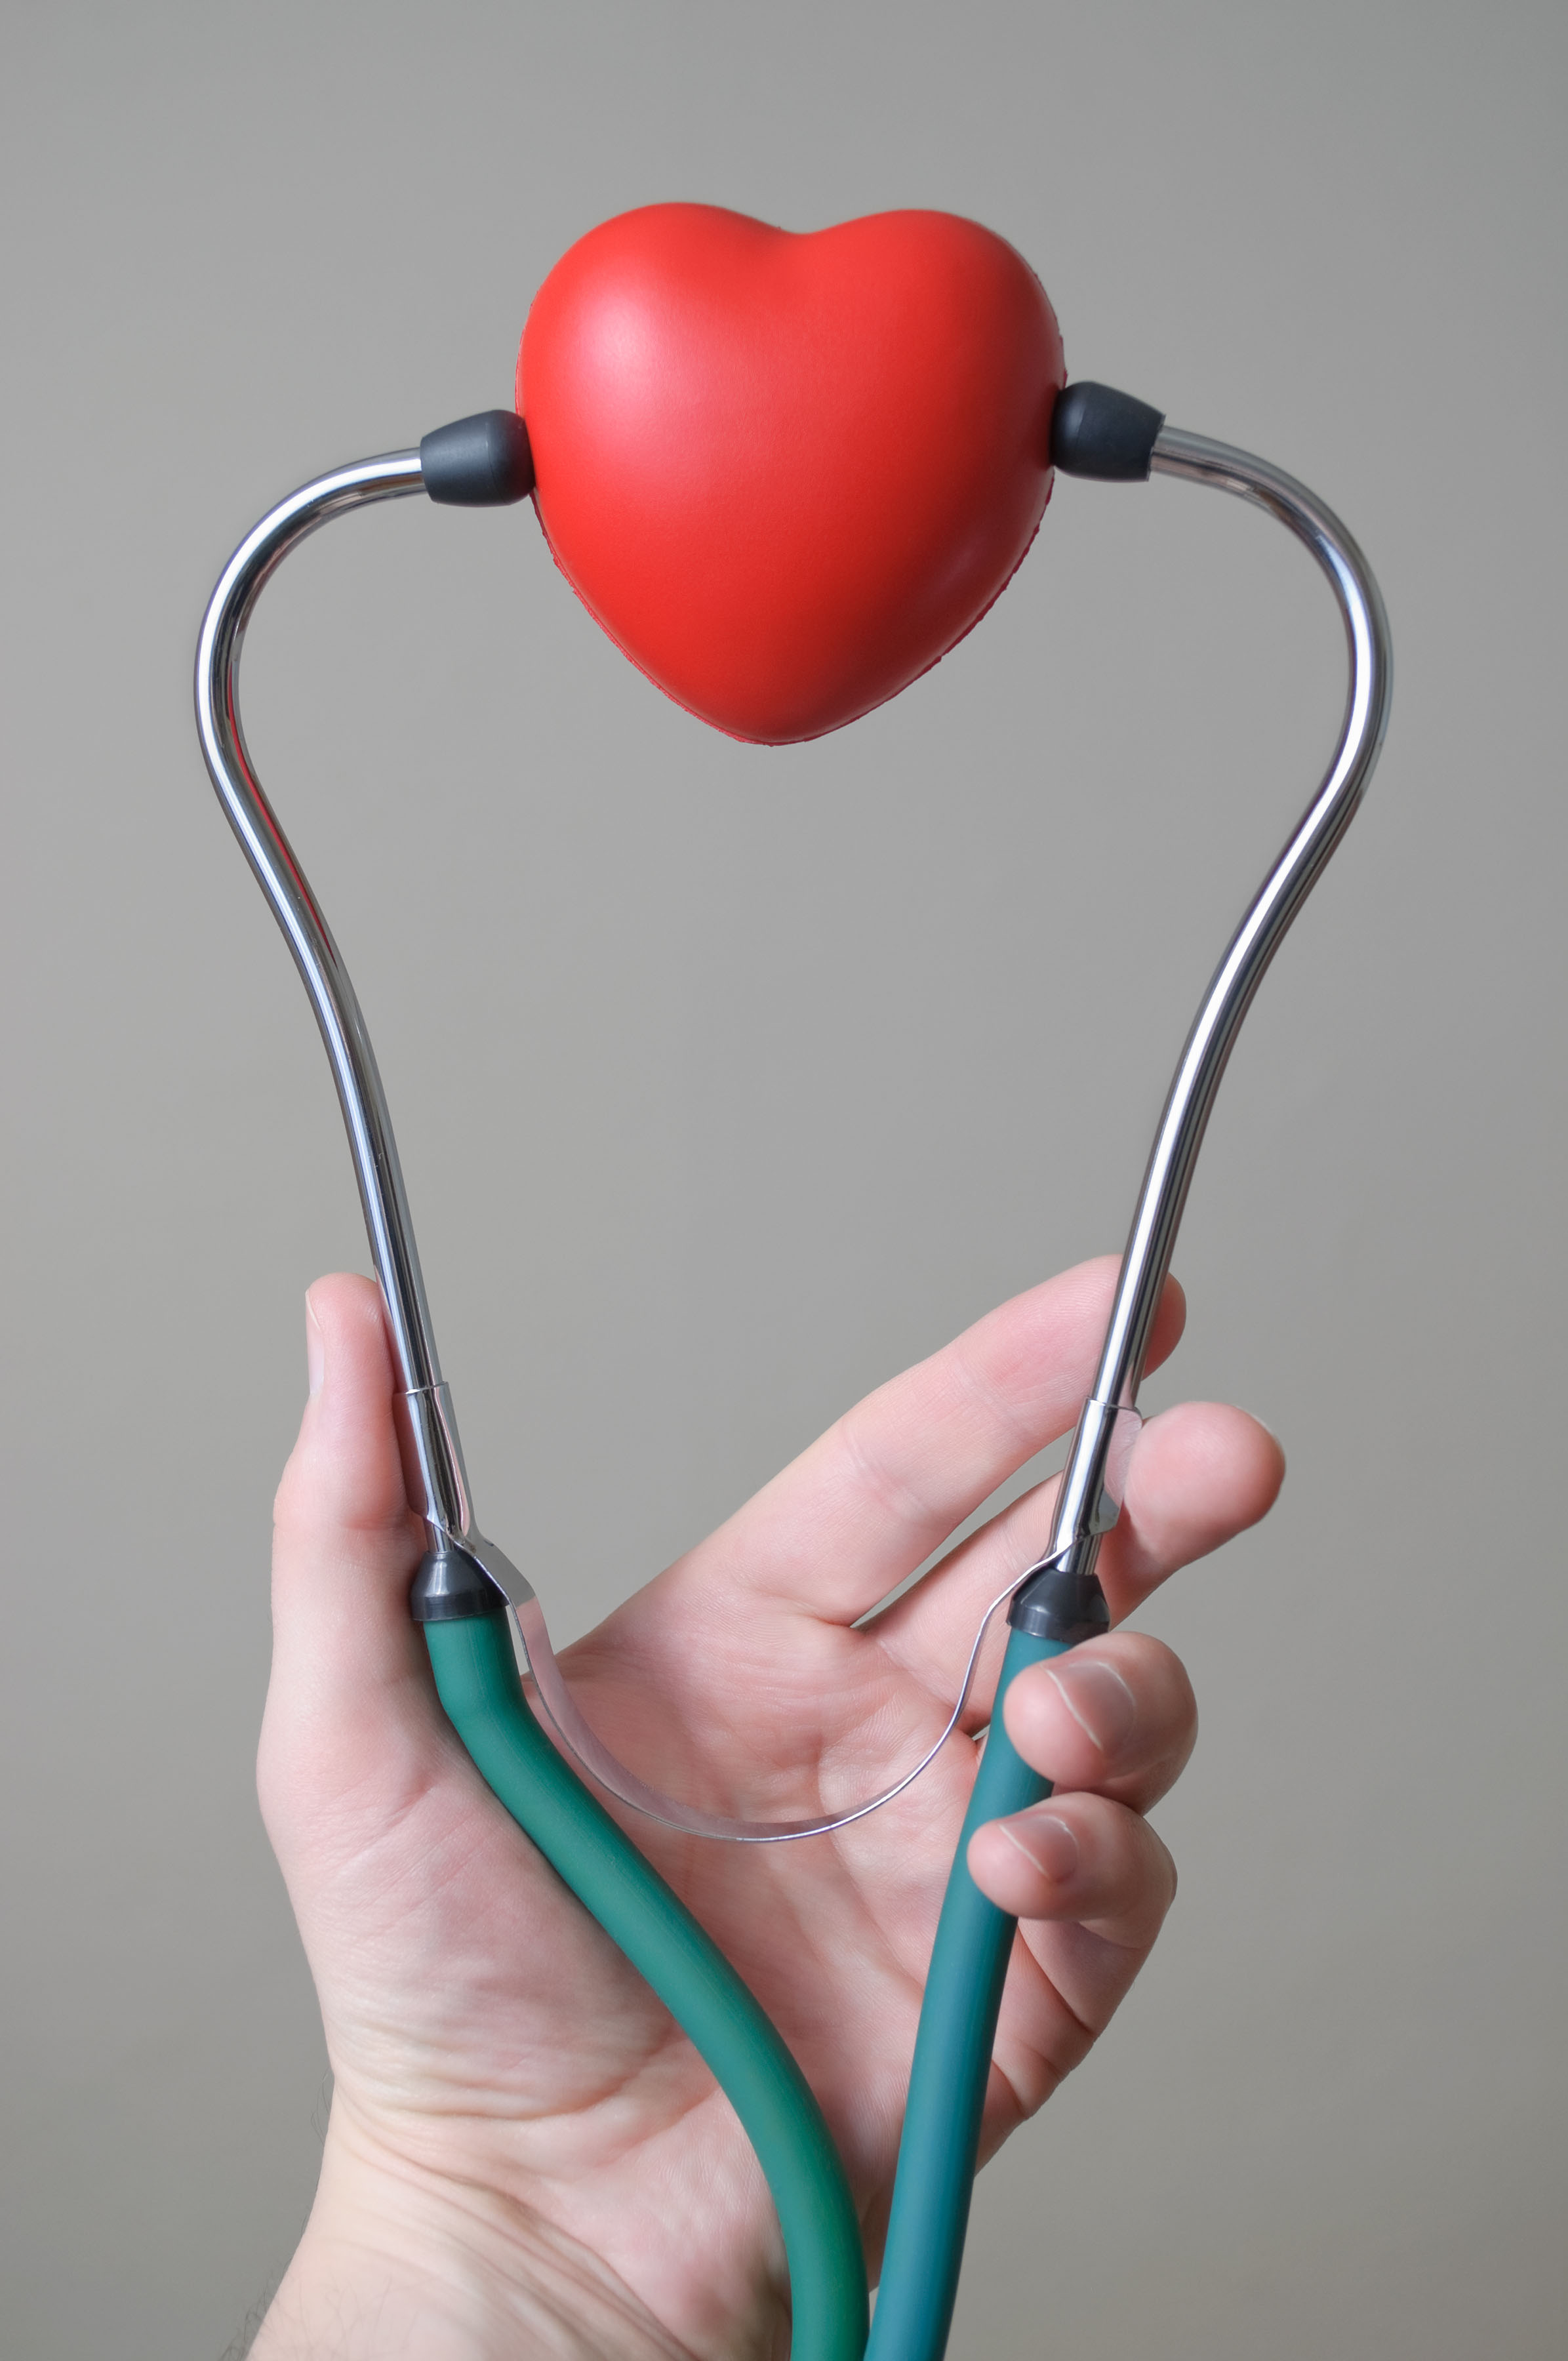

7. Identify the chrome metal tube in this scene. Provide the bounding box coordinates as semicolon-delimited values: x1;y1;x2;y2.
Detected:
193;453;472;1537
197;420;1390;1837
1034;428;1392;1581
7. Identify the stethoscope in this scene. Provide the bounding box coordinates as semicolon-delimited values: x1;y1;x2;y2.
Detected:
196;315;1390;2361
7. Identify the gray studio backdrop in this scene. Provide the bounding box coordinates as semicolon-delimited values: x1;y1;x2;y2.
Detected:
3;4;1564;2355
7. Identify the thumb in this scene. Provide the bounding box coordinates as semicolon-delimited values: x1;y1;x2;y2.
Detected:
260;1274;439;1837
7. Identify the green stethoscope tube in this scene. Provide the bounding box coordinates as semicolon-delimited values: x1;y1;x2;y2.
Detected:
865;1624;1063;2361
428;1604;1061;2361
422;1607;870;2361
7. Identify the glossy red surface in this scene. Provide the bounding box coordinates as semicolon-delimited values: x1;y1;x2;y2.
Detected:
519;205;1066;742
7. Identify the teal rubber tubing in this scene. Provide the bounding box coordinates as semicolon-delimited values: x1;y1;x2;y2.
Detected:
866;1625;1066;2361
423;1611;869;2361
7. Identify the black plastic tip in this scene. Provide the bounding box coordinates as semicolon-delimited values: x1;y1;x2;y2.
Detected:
420;410;535;506
410;1544;510;1622
1049;382;1165;481
1007;1561;1112;1645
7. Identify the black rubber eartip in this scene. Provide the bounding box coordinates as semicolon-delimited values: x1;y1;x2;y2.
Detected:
1049;382;1165;481
420;410;535;506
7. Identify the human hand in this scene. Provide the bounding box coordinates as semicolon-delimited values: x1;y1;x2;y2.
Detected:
252;1260;1282;2360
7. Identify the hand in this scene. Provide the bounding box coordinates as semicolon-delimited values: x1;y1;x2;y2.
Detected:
253;1260;1282;2360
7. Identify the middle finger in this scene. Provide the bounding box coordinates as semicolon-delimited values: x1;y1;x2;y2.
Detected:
872;1398;1283;1722
999;1630;1197;1817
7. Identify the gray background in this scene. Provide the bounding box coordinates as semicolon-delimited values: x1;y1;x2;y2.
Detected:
3;2;1564;2354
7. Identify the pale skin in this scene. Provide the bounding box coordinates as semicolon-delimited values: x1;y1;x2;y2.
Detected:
253;1258;1283;2360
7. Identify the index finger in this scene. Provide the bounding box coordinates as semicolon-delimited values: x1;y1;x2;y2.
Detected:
673;1257;1185;1623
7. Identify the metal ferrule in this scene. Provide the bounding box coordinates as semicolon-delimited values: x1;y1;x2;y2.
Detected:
1050;1396;1144;1549
395;1382;473;1541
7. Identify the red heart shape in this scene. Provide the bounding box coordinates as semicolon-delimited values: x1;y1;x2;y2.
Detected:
517;205;1065;744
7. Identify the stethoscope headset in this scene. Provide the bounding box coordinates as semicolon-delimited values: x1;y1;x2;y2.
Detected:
195;204;1390;2361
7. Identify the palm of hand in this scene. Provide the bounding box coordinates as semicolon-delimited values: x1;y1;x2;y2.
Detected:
260;1263;1281;2357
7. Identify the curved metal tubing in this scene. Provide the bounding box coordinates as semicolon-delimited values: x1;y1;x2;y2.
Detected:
1028;426;1392;1588
194;452;471;1542
195;424;1390;1843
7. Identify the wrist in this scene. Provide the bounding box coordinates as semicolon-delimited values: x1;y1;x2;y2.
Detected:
251;2120;689;2361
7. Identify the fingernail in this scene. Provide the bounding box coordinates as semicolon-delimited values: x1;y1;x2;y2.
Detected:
306;1294;325;1399
1049;1658;1136;1754
1001;1812;1079;1884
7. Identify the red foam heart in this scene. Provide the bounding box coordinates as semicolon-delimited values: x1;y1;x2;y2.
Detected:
517;205;1065;744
